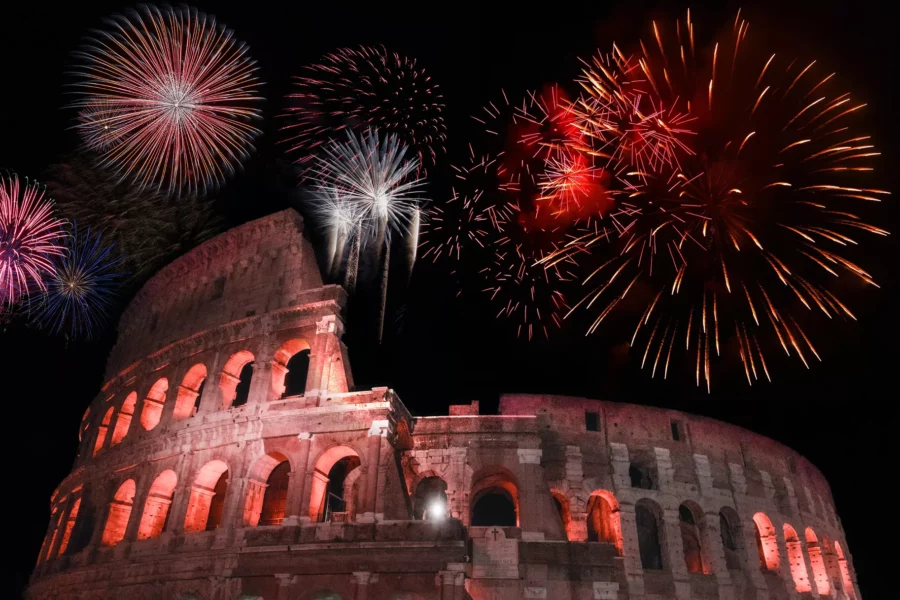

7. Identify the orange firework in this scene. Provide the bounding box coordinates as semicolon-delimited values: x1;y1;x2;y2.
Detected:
549;11;889;390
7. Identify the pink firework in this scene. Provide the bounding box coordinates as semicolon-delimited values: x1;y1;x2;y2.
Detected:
72;5;263;195
0;174;66;306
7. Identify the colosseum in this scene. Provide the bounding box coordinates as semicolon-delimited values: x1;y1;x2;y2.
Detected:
29;209;861;600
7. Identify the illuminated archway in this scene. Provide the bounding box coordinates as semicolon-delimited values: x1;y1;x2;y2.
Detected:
184;460;229;533
93;407;114;456
783;524;812;592
308;446;361;522
834;541;857;600
679;501;710;574
220;350;254;408
587;490;623;554
414;476;448;520
805;527;830;595
752;512;780;571
111;392;137;445
635;499;665;570
272;338;311;399
137;470;177;539
173;364;207;420
101;479;136;546
470;466;519;527
244;452;292;526
140;378;168;430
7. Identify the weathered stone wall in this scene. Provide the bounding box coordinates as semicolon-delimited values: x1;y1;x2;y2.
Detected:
30;210;861;600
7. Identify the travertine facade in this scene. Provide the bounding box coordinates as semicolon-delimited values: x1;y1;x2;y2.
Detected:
30;210;861;600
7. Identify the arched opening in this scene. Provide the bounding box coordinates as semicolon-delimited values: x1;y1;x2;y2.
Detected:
805;527;831;595
308;446;362;522
273;338;312;399
551;492;571;539
56;498;81;556
635;499;664;571
679;503;709;574
173;364;207;420
183;460;229;533
137;470;177;540
243;453;292;527
629;463;655;490
66;494;94;555
470;467;519;527
93;407;114;456
259;461;291;525
413;476;448;520
219;350;255;409
719;508;743;571
783;524;812;592
111;392;137;446
587;490;623;554
835;541;857;600
140;378;168;431
101;479;136;546
752;512;780;571
79;408;91;442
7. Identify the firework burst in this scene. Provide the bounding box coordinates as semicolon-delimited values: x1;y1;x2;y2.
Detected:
552;12;889;390
283;45;447;175
0;174;66;306
32;224;123;340
72;4;263;195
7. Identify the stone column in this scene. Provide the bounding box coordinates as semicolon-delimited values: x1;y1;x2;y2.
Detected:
609;443;631;490
200;351;225;413
306;315;347;397
702;510;735;600
285;433;313;525
247;342;276;405
241;478;268;527
275;574;295;600
359;421;386;522
773;529;801;599
447;447;468;522
516;448;544;538
166;451;194;533
654;448;675;492
617;502;646;599
352;571;373;600
661;507;692;600
438;571;456;600
568;511;589;542
795;536;821;598
693;454;714;497
123;478;151;544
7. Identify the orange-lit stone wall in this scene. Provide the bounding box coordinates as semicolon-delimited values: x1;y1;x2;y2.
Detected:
29;210;861;600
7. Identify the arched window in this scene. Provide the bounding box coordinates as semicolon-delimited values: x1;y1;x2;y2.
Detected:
272;339;312;399
719;508;743;570
101;479;136;547
183;460;229;533
805;527;831;595
752;512;780;571
137;470;177;540
834;541;857;600
259;461;291;526
173;364;207;421
587;490;623;554
111;392;137;445
308;446;362;522
233;363;254;407
219;350;255;409
783;524;812;592
679;503;708;574
635;500;664;570
56;497;82;556
414;476;448;520
93;407;114;456
470;467;519;527
140;378;168;431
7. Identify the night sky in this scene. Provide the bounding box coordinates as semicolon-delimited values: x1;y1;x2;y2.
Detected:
1;1;896;597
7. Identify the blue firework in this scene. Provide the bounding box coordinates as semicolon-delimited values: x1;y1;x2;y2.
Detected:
35;224;124;339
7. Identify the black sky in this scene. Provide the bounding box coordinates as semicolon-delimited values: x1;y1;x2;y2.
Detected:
1;0;897;597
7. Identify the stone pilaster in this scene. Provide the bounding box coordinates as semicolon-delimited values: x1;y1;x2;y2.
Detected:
654;448;675;492
285;433;313;525
773;527;801;599
609;443;631;490
359;420;386;522
701;510;735;600
661;507;691;599
517;447;544;536
352;571;374;600
694;454;714;497
617;502;646;599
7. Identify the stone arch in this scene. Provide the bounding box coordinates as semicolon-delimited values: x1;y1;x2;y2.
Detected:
140;378;169;431
587;489;623;554
718;507;745;571
272;338;312;399
220;350;255;409
752;512;780;571
173;363;207;420
341;465;364;519
308;445;362;522
834;541;857;600
111;392;137;446
783;523;812;592
550;490;571;539
184;459;230;533
678;501;709;574
137;469;177;540
414;475;448;520
244;452;292;526
101;479;136;547
470;466;519;527
55;496;82;557
65;490;95;555
635;498;665;571
93;407;114;456
805;527;830;595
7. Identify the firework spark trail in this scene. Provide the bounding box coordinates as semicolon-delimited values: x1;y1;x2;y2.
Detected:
559;11;889;390
72;5;263;195
0;174;67;306
283;45;447;176
30;224;123;340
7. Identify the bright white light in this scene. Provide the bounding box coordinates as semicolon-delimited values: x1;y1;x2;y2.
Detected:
427;498;446;521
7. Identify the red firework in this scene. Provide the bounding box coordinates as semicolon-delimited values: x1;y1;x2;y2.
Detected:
72;5;263;195
0;174;67;306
